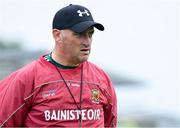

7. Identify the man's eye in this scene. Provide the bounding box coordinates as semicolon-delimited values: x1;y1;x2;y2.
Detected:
74;32;82;37
88;33;93;38
89;32;94;37
73;31;93;38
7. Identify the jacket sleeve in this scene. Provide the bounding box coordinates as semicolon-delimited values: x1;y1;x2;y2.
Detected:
0;64;35;127
103;74;117;127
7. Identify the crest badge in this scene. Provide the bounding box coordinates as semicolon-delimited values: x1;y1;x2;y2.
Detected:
91;89;100;104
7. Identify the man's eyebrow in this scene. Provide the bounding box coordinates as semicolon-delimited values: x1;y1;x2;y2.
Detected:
85;28;94;34
88;29;94;33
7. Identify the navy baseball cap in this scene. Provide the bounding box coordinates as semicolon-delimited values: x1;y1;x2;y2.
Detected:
52;4;104;33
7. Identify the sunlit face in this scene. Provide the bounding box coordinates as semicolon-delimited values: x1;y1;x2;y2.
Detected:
57;27;94;65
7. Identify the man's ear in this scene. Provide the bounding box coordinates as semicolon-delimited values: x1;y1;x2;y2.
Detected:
52;29;63;43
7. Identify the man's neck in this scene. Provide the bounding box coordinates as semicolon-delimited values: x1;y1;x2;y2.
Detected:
51;51;80;67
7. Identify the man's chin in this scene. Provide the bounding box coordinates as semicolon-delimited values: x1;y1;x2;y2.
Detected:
79;56;89;63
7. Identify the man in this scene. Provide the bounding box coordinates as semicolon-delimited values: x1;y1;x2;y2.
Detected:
0;4;117;127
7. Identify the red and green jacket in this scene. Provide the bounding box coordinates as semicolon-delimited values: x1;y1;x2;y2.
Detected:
0;55;117;127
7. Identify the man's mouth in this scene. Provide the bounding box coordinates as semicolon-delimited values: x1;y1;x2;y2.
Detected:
80;48;90;54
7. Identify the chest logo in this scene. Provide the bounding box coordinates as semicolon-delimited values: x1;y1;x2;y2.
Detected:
91;89;100;104
42;89;57;98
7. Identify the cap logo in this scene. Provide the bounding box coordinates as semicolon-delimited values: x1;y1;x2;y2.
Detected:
77;9;90;17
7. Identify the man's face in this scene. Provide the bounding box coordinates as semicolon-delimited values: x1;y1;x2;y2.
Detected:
59;27;94;65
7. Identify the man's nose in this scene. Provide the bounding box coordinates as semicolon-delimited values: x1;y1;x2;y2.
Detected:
82;34;92;45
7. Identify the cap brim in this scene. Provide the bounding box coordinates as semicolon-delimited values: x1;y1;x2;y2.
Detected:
70;21;104;33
